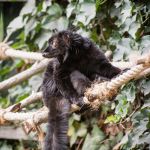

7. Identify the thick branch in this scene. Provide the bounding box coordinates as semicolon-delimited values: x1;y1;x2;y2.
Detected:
0;107;48;124
0;43;44;61
0;59;49;91
7;92;43;112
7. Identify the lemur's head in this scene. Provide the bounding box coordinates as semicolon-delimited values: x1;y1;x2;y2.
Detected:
42;30;83;61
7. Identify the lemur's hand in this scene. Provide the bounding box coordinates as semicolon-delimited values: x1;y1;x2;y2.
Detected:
71;97;90;113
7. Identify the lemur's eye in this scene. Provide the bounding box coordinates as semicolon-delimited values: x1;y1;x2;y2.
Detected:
50;38;57;49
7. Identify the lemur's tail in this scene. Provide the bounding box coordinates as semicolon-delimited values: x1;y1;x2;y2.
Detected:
44;98;70;150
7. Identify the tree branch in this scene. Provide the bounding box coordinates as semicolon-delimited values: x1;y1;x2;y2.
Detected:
0;59;49;91
0;43;44;61
7;92;43;112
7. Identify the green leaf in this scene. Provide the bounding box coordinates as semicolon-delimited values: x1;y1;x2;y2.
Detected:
17;93;29;102
72;113;81;121
20;0;36;15
41;1;51;12
122;108;150;148
0;66;10;76
105;115;121;123
142;98;150;109
35;30;52;49
118;133;129;146
113;38;132;61
120;0;132;23
128;22;141;39
108;31;121;45
66;3;76;18
75;2;96;26
68;126;77;146
0;8;4;42
96;0;107;11
138;133;150;145
0;97;9;108
43;17;68;31
0;144;12;150
10;59;24;70
114;1;122;8
47;3;62;17
121;9;131;24
8;84;31;103
24;17;37;36
82;125;105;150
56;17;69;31
68;114;83;146
114;88;132;119
140;35;150;52
99;144;110;150
141;80;150;96
120;15;136;34
7;16;24;35
123;83;136;102
131;119;148;148
76;123;87;137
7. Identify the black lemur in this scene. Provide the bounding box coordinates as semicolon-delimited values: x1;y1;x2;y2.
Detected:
42;30;121;150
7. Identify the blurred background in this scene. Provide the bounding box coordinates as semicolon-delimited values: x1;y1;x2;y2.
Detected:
0;0;150;150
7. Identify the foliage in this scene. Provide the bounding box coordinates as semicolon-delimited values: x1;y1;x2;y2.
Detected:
0;5;4;42
0;0;150;149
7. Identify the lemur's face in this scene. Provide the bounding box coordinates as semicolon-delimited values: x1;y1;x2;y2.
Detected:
42;31;71;59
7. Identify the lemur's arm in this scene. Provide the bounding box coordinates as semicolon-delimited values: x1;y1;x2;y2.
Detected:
96;60;121;79
89;51;121;79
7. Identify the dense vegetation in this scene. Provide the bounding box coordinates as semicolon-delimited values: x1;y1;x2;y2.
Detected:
0;0;150;149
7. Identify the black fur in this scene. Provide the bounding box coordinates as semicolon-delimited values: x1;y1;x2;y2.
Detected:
42;30;121;150
42;59;71;150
